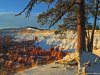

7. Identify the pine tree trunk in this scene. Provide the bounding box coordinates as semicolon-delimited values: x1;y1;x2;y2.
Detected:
77;0;86;54
86;27;90;50
88;0;98;52
77;1;86;74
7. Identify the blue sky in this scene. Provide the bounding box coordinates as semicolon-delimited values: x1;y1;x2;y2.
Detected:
0;0;99;29
0;0;54;29
0;0;48;13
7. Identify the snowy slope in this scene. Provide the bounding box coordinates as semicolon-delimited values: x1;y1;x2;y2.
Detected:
1;28;99;75
1;29;100;52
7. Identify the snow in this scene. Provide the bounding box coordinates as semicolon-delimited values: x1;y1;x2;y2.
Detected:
15;62;77;75
32;31;77;51
34;36;52;50
62;52;79;61
1;29;100;75
17;29;100;75
79;52;100;74
14;33;34;41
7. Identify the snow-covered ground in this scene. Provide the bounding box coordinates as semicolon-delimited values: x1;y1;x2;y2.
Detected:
81;52;100;74
1;28;100;75
15;62;77;75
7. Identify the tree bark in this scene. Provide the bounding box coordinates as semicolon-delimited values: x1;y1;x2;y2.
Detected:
77;0;86;54
88;0;98;52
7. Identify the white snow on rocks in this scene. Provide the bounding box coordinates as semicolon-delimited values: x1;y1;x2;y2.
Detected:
1;29;100;75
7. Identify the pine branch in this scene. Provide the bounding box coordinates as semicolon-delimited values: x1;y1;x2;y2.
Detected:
15;0;37;16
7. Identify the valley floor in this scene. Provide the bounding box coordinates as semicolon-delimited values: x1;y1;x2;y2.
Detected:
15;62;77;75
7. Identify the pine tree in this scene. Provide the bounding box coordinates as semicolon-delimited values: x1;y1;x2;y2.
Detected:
16;0;86;53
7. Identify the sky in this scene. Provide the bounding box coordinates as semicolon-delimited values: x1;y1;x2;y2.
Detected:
0;0;56;29
0;0;99;29
0;0;50;13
